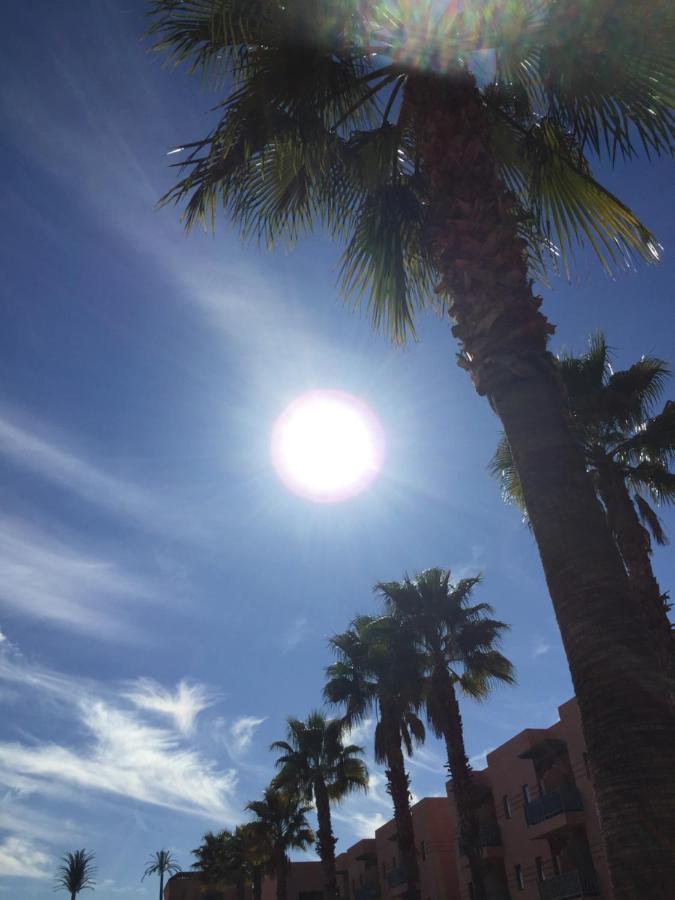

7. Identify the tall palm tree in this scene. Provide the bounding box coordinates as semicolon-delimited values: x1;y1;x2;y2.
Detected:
491;334;674;678
55;849;96;900
246;786;314;900
378;568;514;900
272;712;368;897
148;3;675;894
142;850;180;900
193;826;268;900
325;614;426;900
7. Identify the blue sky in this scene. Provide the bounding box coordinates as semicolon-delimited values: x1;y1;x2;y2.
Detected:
0;2;673;898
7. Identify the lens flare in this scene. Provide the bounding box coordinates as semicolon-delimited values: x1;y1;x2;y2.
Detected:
271;390;385;503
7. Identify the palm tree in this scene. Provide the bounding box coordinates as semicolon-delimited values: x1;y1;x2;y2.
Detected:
325;614;426;900
55;849;96;900
142;850;180;900
378;568;514;900
272;712;368;897
491;334;674;678
148;3;675;893
246;786;314;900
193;826;268;900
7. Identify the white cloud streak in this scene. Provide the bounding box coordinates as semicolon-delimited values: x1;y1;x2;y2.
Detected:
532;638;551;658
281;616;309;653
0;836;51;879
124;678;216;735
0;652;240;824
0;514;151;637
228;716;267;756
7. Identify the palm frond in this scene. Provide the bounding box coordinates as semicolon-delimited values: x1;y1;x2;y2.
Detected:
634;494;668;546
489;433;528;514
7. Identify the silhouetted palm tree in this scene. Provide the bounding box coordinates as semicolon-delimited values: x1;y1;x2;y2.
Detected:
148;4;675;893
378;568;514;900
247;787;314;900
492;334;674;677
142;850;180;900
193;826;268;900
272;712;368;897
325;615;426;899
55;849;96;900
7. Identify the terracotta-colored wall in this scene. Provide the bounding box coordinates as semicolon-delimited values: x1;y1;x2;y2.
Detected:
446;698;613;900
375;796;460;900
261;860;324;900
164;872;244;900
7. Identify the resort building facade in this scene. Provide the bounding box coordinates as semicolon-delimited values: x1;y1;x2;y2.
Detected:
164;698;611;900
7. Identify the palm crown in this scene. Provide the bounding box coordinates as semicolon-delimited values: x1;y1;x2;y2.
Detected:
149;0;671;340
246;787;315;856
55;849;96;897
324;614;426;763
272;711;368;802
491;333;675;541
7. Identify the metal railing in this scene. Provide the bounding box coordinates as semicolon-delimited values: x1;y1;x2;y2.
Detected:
525;784;584;826
458;823;503;856
386;865;407;887
538;869;600;900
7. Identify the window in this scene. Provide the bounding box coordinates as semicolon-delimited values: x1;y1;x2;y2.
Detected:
515;864;525;891
522;784;531;803
420;840;426;862
536;857;545;882
503;794;512;819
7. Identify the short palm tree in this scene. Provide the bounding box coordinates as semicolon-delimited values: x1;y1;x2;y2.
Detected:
272;712;368;897
55;849;96;900
378;568;514;900
148;3;675;893
325;614;426;900
193;826;268;900
142;850;180;900
246;786;314;900
491;334;674;677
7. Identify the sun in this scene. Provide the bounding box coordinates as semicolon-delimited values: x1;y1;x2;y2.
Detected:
271;390;385;503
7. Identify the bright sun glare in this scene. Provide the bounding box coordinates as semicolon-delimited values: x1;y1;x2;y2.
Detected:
271;390;385;503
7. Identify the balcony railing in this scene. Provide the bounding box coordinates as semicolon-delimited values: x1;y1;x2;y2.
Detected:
354;883;382;900
538;870;600;900
459;823;503;855
525;784;584;826
386;865;407;887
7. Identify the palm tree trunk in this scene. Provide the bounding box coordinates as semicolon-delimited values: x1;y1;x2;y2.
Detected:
159;870;163;900
431;667;486;900
381;705;420;900
253;869;262;900
597;464;674;686
406;70;675;899
314;775;338;897
274;848;287;900
71;893;76;900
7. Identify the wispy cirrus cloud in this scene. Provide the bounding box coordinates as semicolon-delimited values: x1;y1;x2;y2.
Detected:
0;650;240;824
0;835;52;879
124;678;216;736
0;514;152;637
532;637;551;658
281;616;309;653
227;716;267;756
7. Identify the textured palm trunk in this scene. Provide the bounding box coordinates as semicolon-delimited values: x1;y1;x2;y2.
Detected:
597;464;674;686
406;70;675;899
431;667;486;900
381;704;420;900
236;880;246;900
253;870;262;900
159;871;163;900
314;774;338;897
274;847;287;900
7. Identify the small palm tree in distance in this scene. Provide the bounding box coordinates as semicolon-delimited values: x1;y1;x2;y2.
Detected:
142;849;181;900
55;849;96;900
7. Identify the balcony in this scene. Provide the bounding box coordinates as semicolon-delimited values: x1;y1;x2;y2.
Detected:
354;884;382;900
525;784;585;838
538;870;600;900
386;865;407;887
459;823;504;861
